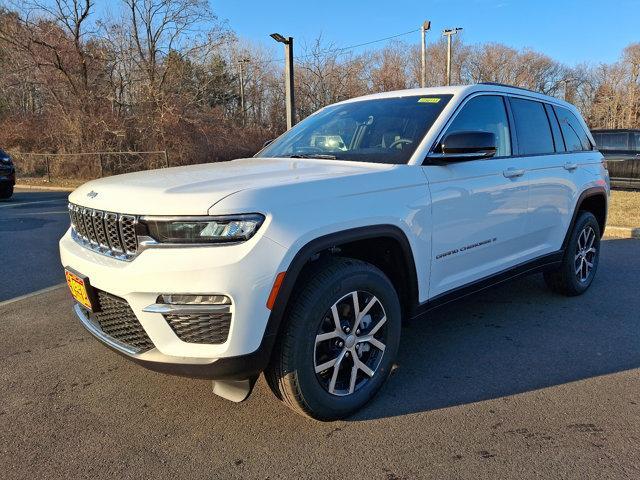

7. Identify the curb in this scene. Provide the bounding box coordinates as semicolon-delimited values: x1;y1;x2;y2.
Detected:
15;183;75;192
604;226;640;239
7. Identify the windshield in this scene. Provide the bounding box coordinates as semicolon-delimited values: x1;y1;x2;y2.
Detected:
258;95;452;164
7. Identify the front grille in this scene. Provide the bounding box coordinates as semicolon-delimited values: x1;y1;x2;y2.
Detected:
68;203;138;260
164;312;231;344
92;291;155;353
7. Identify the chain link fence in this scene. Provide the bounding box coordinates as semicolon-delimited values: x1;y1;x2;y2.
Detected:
11;151;170;182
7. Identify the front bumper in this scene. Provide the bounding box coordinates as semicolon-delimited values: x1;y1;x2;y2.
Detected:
60;227;288;378
73;304;273;380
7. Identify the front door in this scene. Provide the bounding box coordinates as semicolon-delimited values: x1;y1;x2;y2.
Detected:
423;94;530;298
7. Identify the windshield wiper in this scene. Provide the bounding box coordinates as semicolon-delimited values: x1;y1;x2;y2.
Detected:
285;154;338;160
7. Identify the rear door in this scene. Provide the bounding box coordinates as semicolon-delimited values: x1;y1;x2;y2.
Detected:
423;94;530;298
505;97;572;257
514;99;600;256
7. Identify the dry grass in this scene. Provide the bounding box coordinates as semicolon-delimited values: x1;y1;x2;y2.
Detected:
608;190;640;228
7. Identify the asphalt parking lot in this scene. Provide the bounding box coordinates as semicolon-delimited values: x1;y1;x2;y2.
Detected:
1;190;639;479
0;188;70;301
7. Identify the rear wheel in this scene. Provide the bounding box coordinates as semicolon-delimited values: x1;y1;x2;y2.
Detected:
544;211;601;296
265;257;401;421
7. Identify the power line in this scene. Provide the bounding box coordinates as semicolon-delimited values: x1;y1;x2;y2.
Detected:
248;27;420;66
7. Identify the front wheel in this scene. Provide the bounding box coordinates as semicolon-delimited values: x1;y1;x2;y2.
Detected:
265;257;401;421
0;184;13;199
543;211;601;296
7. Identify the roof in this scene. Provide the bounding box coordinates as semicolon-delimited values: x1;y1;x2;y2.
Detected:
336;83;574;109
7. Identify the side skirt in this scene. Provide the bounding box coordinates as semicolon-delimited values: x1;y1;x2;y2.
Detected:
410;250;564;320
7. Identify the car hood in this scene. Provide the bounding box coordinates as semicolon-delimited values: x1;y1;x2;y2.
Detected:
68;157;392;215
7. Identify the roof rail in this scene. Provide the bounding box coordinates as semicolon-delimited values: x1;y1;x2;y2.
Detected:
478;82;541;95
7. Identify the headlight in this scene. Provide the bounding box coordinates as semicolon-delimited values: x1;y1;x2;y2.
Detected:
141;214;265;244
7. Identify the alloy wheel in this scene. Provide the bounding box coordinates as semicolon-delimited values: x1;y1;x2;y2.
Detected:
575;225;597;283
313;291;387;396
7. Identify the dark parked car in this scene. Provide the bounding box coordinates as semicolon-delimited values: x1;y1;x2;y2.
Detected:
591;129;640;189
0;149;16;199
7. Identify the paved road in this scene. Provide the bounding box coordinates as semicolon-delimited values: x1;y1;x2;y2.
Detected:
0;238;638;479
0;189;70;301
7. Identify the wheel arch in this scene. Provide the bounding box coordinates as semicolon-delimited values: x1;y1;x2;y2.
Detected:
261;225;420;362
562;186;608;251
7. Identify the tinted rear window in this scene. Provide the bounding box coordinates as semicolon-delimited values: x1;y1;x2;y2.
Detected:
554;106;592;151
510;98;555;155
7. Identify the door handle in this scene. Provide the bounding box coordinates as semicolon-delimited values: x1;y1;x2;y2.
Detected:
563;162;578;171
503;168;525;179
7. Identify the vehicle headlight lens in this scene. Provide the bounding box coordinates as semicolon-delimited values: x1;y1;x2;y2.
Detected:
141;214;265;244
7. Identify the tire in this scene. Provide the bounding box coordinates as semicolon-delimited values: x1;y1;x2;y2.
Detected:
0;184;13;199
543;211;601;296
265;256;401;421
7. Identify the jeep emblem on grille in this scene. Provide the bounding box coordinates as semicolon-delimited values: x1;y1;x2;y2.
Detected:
87;191;98;198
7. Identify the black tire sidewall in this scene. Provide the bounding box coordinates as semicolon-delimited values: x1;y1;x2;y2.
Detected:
287;262;401;419
564;211;601;294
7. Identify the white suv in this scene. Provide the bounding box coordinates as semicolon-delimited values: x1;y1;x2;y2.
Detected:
60;83;609;420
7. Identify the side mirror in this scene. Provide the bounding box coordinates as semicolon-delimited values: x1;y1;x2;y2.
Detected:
262;139;274;148
428;131;497;163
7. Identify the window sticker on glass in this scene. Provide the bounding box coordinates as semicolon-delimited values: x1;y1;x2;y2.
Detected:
418;97;441;103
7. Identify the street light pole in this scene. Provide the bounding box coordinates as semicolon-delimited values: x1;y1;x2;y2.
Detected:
420;20;431;88
442;28;463;86
270;33;296;129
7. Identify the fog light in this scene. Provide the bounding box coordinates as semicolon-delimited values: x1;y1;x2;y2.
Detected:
159;294;231;305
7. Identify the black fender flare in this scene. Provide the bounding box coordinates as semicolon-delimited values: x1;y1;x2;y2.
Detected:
561;186;608;251
258;224;419;363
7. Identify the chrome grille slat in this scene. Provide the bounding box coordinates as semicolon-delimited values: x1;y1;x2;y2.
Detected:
119;215;138;255
68;203;139;261
83;207;98;245
91;210;109;248
104;212;124;252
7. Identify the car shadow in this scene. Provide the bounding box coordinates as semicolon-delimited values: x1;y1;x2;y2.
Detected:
351;238;640;421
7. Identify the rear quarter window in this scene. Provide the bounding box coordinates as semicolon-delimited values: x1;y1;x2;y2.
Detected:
554;106;592;152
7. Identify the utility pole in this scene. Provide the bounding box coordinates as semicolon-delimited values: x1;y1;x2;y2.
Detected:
442;27;463;86
420;20;431;88
238;58;249;126
270;33;296;129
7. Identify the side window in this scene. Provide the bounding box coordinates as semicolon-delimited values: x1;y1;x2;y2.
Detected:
554;106;592;151
596;132;629;151
444;95;511;157
633;133;640;152
544;103;566;152
509;98;554;155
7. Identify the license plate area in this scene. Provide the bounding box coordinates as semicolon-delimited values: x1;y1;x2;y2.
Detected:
65;268;99;312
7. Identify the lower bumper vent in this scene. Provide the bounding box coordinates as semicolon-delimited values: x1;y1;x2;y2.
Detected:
92;291;155;353
164;312;231;344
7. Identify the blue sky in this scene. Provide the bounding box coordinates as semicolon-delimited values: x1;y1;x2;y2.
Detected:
212;0;639;65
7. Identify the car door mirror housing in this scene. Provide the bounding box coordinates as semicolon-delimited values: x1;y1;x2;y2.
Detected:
428;131;497;163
